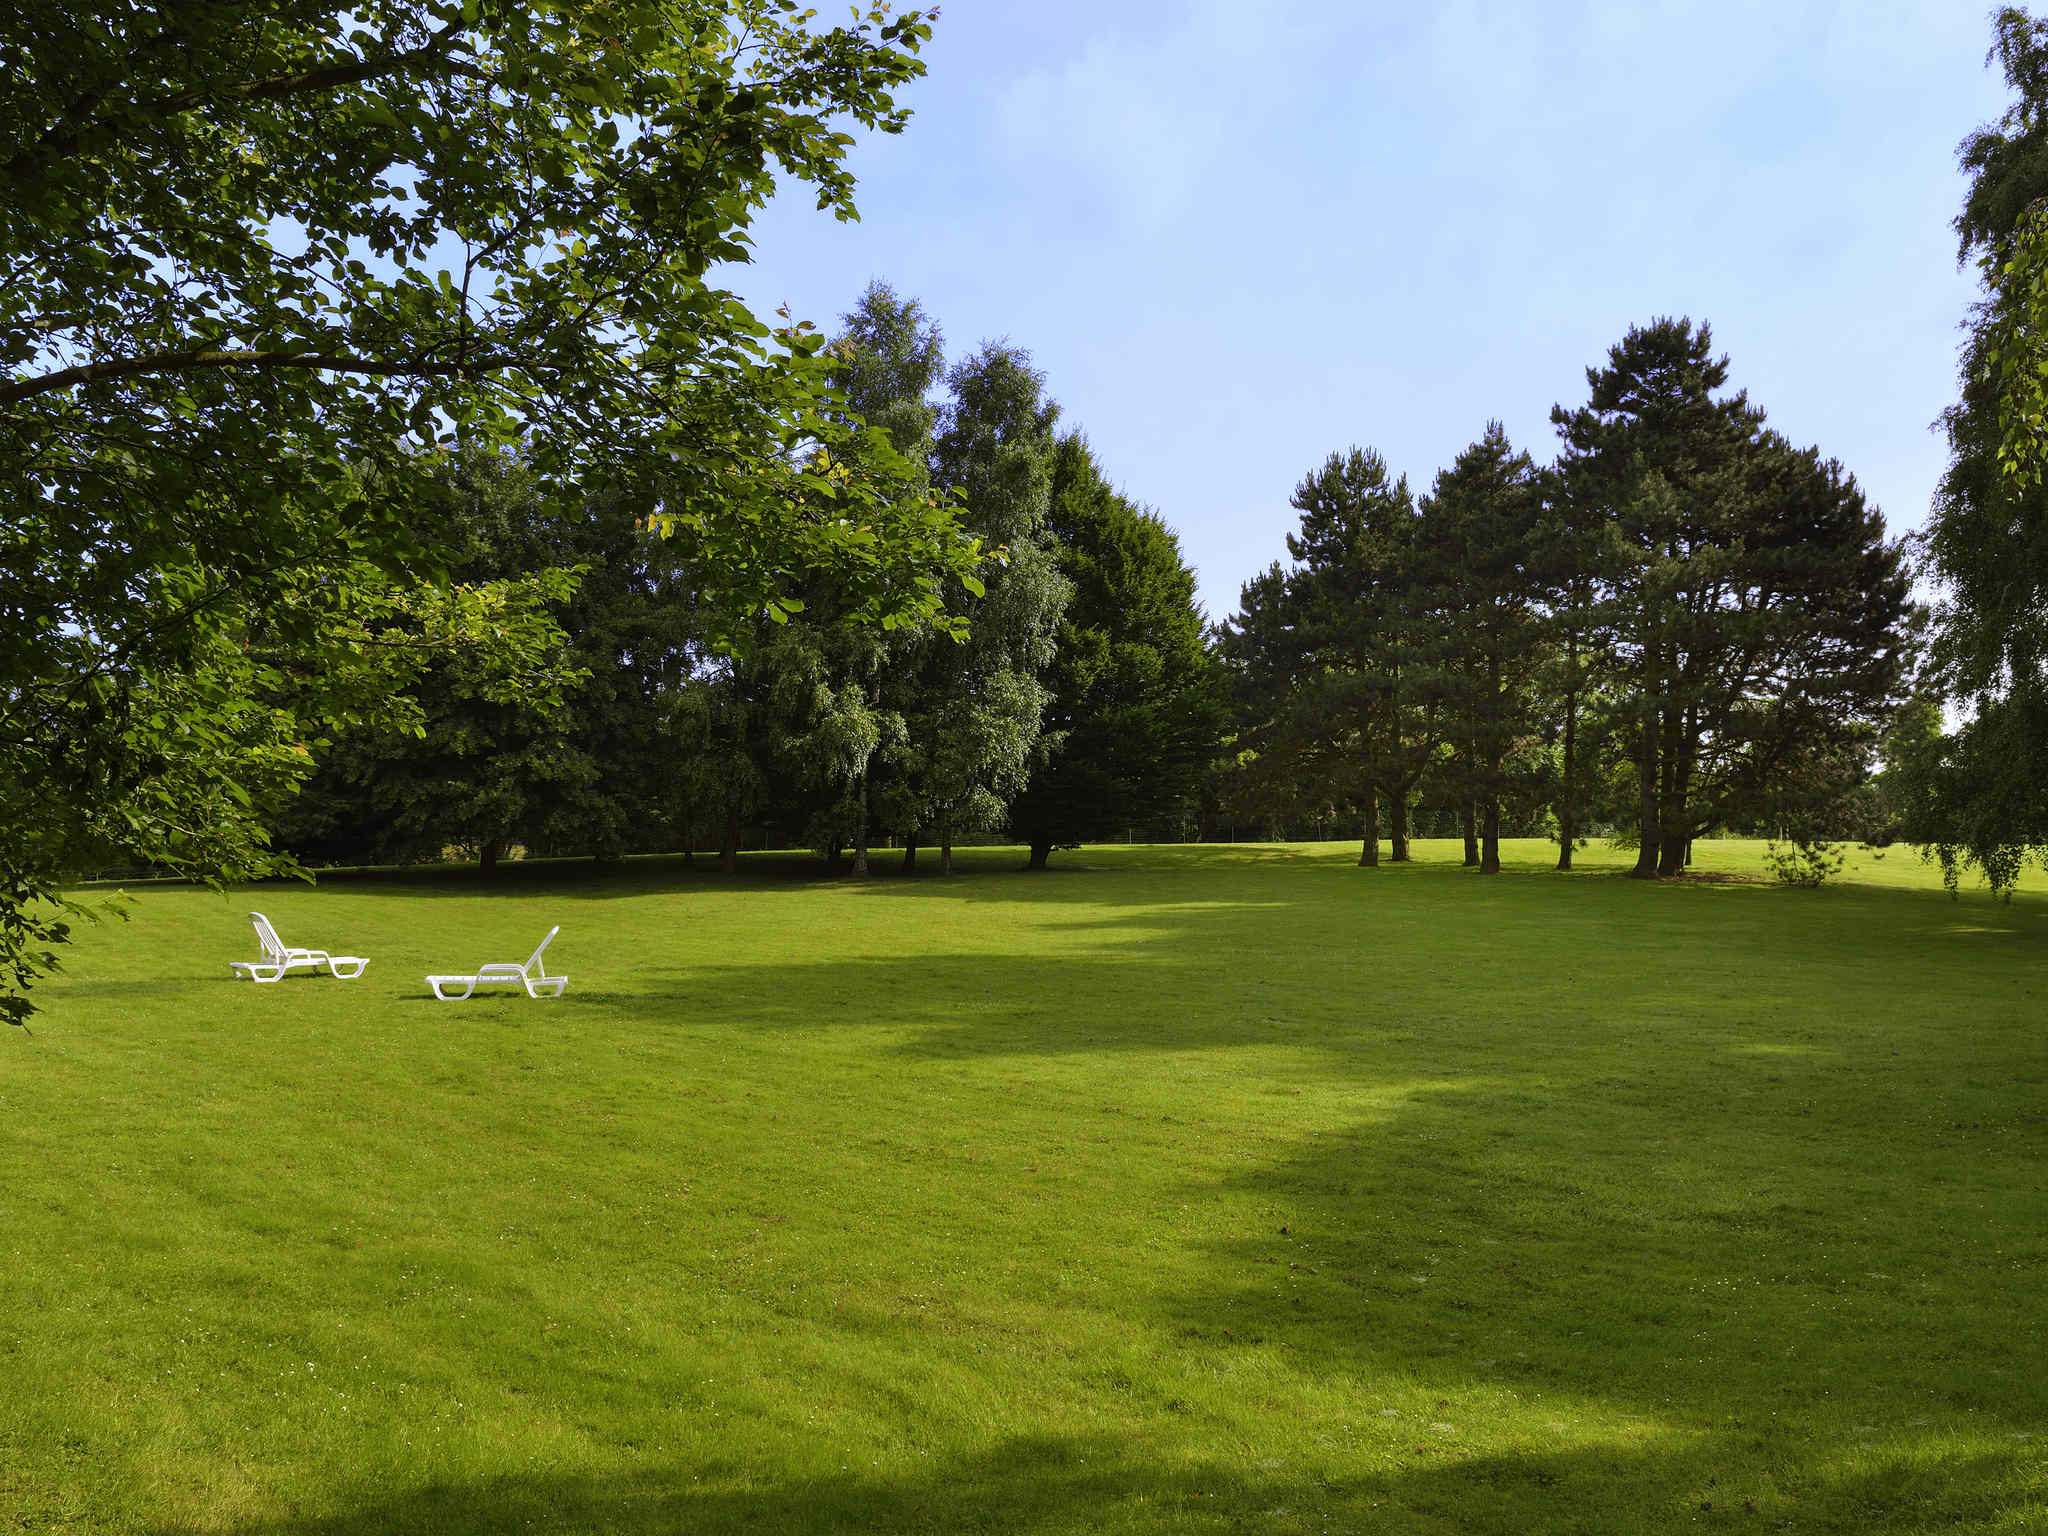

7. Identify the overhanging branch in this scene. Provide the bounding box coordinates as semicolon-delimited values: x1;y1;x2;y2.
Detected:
0;346;525;405
8;18;479;180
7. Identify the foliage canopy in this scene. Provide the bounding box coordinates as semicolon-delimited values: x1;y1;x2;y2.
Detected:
1;0;976;1019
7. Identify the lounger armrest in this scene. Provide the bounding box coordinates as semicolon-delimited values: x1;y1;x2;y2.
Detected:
474;963;527;979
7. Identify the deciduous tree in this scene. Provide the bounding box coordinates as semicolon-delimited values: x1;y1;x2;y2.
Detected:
2;0;973;1015
907;344;1069;873
1917;5;2048;890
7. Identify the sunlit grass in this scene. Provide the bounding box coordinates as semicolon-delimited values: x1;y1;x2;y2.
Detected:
1;839;2042;1532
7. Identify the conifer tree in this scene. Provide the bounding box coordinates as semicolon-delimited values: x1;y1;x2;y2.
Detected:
1417;423;1545;873
1217;563;1358;851
1532;461;1616;870
1221;448;1430;865
1553;320;1912;870
1008;434;1220;867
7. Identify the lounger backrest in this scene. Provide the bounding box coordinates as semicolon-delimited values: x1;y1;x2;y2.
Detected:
249;912;287;962
523;926;560;976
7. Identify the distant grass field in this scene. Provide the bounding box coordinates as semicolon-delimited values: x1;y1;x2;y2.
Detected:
1;839;2042;1534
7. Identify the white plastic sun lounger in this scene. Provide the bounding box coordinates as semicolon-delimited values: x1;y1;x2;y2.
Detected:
229;911;369;983
426;926;567;1000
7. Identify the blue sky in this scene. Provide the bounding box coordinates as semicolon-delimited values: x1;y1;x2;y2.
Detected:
724;1;2011;624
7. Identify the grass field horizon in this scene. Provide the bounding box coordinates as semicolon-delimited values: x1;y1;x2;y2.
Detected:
3;840;2043;1532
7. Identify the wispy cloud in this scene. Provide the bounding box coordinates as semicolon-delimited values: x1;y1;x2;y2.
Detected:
990;1;1330;233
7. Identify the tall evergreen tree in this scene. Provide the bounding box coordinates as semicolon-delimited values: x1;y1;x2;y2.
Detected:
1216;563;1357;849
1554;320;1913;872
1008;434;1220;868
1220;448;1429;865
1532;460;1620;870
1552;320;1757;875
1418;423;1545;874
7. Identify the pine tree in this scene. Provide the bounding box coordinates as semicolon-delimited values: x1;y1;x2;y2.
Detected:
1531;460;1618;870
1417;423;1545;874
1553;320;1913;871
1220;448;1429;865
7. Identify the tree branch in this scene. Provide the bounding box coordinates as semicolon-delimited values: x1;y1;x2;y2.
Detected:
0;346;527;405
139;19;473;118
8;19;480;180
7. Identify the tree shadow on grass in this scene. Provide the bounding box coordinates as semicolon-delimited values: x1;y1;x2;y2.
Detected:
94;856;2045;1533
253;844;1345;903
546;877;2048;1528
138;1430;2037;1535
1146;1090;2047;1531
564;858;2043;1078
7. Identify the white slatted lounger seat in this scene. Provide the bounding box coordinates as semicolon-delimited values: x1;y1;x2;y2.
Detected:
229;911;369;983
426;926;568;1000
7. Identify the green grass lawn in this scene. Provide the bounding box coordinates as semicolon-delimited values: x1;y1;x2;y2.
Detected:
2;839;2043;1534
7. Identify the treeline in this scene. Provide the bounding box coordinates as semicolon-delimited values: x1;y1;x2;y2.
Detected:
277;311;1923;881
272;284;1221;873
1215;318;1918;873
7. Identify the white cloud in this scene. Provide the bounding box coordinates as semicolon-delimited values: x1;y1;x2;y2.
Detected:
989;0;1325;232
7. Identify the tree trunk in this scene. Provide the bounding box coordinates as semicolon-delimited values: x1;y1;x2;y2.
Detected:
1480;798;1501;875
1658;723;1696;876
719;803;740;875
1656;702;1686;876
849;775;870;877
938;811;953;876
1358;791;1379;867
1630;698;1660;879
1556;662;1578;872
1028;841;1051;870
1461;802;1479;867
480;838;504;878
1388;788;1411;863
901;832;918;873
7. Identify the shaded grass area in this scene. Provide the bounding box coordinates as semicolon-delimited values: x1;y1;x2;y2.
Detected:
2;840;2043;1533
